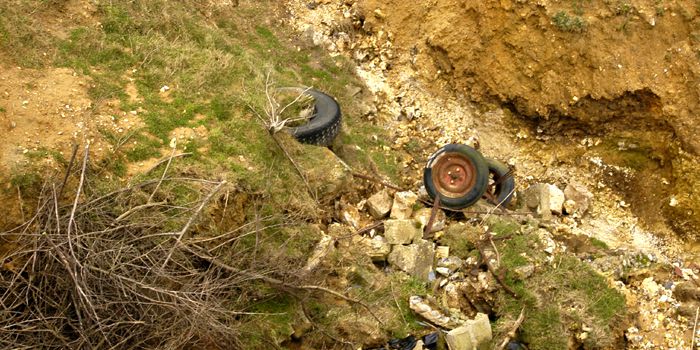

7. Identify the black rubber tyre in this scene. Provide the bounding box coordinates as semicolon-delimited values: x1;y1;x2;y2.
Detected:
423;144;489;209
280;87;341;146
484;158;515;207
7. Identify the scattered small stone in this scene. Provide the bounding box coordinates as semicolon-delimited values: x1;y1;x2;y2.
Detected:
301;234;334;274
435;245;450;259
367;189;393;219
390;190;418;219
356;235;391;262
409;295;457;328
512;264;535;280
522;183;565;218
436;267;451;277
340;203;363;230
641;277;661;297
563;181;593;216
437;256;463;271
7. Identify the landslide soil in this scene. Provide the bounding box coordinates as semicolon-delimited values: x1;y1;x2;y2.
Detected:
359;0;700;242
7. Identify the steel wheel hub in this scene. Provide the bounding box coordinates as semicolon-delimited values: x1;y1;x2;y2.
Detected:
431;152;477;198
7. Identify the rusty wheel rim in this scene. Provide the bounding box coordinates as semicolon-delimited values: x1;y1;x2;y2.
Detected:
431;152;478;198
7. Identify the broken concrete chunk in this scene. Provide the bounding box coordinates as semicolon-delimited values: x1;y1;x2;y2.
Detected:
563;181;594;216
388;239;435;281
413;207;446;233
383;219;423;245
367;189;393;219
445;313;492;350
390;190;418;219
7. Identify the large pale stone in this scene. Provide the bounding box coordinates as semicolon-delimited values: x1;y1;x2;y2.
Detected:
522;183;565;217
384;219;423;245
445;313;492;350
390;190;418;219
563;181;594;216
388;239;435;281
367;189;393;219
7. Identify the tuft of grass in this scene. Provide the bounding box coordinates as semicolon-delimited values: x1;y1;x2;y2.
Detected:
552;11;587;33
10;172;42;193
589;237;609;250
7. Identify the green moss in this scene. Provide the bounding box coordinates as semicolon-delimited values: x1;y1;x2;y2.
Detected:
438;223;477;259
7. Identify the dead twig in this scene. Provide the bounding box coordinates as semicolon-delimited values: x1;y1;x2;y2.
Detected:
161;180;226;268
390;280;408;327
423;195;441;238
148;145;177;203
145;152;193;174
354;221;384;237
115;201;167;222
497;308;526;350
692;305;699;350
58;143;79;198
477;237;519;299
489;234;501;266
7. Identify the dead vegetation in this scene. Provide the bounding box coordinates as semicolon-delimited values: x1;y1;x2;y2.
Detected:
0;144;359;349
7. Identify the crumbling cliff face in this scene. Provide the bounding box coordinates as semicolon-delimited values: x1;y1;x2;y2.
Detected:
358;0;700;240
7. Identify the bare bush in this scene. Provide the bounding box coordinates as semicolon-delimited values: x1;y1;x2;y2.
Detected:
0;147;300;349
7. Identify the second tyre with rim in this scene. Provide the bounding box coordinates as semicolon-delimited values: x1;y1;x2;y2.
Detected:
423;144;489;209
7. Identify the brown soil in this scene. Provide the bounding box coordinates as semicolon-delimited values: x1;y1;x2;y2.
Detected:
358;0;700;241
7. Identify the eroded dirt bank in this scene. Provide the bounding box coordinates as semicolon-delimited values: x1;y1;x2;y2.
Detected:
357;0;700;242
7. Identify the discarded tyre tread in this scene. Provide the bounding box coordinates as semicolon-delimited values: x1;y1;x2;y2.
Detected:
485;158;515;207
284;87;342;146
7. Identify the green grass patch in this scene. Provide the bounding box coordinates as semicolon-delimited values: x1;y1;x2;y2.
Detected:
125;134;163;162
495;231;627;349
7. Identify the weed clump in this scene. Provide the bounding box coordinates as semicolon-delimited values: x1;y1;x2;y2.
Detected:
552;11;587;32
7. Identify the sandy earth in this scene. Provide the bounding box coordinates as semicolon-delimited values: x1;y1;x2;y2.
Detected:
285;0;699;348
356;0;700;243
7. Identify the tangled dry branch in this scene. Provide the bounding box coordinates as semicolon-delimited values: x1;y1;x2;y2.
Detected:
0;147;336;348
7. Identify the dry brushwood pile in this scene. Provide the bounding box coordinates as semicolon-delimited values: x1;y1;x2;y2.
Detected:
0;145;323;348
